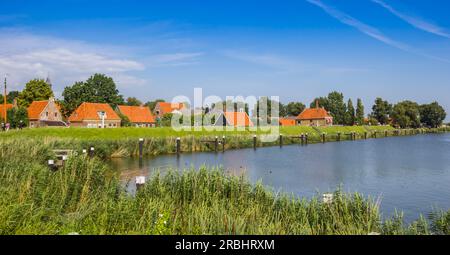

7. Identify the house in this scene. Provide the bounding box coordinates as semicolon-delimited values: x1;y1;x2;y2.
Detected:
27;98;66;127
279;117;297;126
68;102;121;128
154;102;186;118
214;111;254;127
0;103;13;121
117;105;156;127
297;102;333;127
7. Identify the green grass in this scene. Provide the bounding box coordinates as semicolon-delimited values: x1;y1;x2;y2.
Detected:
1;139;448;235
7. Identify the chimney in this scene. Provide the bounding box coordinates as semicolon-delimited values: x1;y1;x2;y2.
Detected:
315;100;319;109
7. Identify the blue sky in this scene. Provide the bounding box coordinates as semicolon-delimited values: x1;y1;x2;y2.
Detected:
1;0;450;119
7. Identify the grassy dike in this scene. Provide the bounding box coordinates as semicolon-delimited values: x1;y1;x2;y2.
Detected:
1;126;448;159
0;139;449;235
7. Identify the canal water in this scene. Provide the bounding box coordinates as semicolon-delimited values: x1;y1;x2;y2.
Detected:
110;133;450;222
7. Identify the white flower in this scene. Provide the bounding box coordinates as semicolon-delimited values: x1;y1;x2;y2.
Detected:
159;214;164;218
163;221;167;225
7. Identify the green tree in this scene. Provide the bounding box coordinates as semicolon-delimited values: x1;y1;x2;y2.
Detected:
145;99;165;111
0;91;20;104
391;101;420;128
371;98;392;125
17;79;54;107
345;99;356;126
118;112;131;127
355;98;365;125
285;102;306;116
6;107;29;128
126;97;143;106
61;74;124;117
419;102;446;128
312;92;346;125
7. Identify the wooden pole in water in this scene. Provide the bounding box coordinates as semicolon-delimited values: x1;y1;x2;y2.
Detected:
322;133;326;143
139;138;144;158
253;135;257;150
305;133;309;145
364;132;367;139
222;136;226;152
301;133;304;145
214;136;218;152
337;132;341;141
176;137;181;156
279;134;283;147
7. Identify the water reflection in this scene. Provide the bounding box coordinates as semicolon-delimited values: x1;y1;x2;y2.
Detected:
109;134;450;222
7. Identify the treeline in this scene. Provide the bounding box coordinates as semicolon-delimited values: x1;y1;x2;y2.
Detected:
2;74;447;128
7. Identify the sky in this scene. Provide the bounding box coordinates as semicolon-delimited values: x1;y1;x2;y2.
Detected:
1;0;449;120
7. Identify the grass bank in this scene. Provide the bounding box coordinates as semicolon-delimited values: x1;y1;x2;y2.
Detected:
1;126;448;158
0;140;449;235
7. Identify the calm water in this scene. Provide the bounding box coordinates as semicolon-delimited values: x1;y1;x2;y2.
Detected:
110;133;450;222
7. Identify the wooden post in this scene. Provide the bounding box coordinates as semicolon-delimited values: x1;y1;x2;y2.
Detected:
301;133;304;145
62;155;68;168
139;138;144;158
374;132;377;138
279;134;283;147
253;135;257;150
385;130;388;137
176;137;181;156
364;132;367;139
222;136;226;152
337;132;341;141
136;176;146;192
322;133;326;143
48;160;57;171
214;136;218;152
305;133;309;145
89;147;95;158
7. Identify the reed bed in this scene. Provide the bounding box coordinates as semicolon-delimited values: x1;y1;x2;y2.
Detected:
0;140;449;235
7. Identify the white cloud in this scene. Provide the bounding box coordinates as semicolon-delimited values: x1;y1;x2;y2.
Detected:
372;0;450;39
0;31;147;94
306;0;450;63
148;52;204;67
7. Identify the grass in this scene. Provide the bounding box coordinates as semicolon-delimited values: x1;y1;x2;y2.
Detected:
1;139;449;235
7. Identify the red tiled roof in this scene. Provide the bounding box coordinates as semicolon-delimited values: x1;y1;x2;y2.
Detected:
224;112;254;127
297;107;332;120
156;102;185;115
0;104;13;119
27;101;50;120
279;118;296;126
69;102;120;122
118;105;155;123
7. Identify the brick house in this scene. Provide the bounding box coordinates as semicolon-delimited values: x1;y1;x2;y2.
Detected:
117;105;156;127
68;102;121;128
279;117;297;126
296;102;333;127
154;102;186;118
27;98;66;127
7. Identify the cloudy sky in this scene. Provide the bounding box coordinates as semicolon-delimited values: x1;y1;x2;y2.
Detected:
1;0;450;119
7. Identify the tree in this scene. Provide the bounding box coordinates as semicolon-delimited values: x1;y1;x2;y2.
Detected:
345;99;356;126
6;107;29;128
391;101;420;128
118;112;131;127
126;97;143;106
311;92;346;125
355;98;365;125
419;102;446;128
61;74;124;117
285;102;305;116
145;99;165;111
0;91;20;104
17;79;54;107
371;98;392;125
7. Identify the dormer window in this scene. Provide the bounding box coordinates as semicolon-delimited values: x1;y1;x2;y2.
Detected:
97;111;107;119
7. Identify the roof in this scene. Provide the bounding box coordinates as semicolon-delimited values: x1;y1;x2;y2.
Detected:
223;112;254;127
0;104;13;119
279;118;297;126
118;105;155;123
156;102;186;115
297;107;332;120
69;102;120;122
27;101;50;120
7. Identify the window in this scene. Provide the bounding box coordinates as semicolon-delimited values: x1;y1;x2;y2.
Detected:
54;112;58;118
46;112;49;117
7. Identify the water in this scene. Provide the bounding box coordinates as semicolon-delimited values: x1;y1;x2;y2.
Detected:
110;133;450;222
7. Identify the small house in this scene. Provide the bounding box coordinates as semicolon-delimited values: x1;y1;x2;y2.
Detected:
117;105;156;127
297;102;333;127
27;98;66;127
154;102;186;118
279;117;297;126
68;102;121;128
